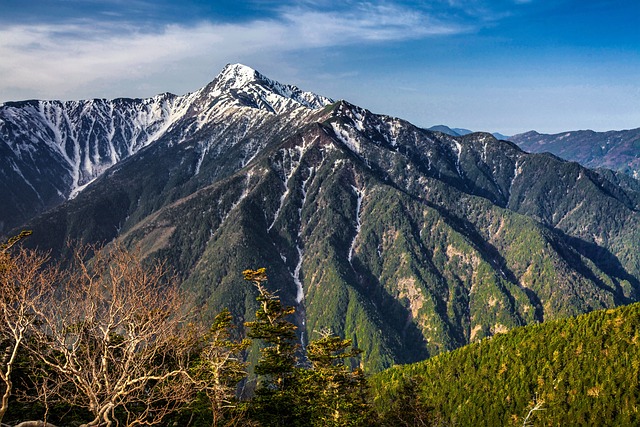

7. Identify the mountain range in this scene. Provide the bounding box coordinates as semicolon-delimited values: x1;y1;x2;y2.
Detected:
427;125;640;180
2;64;640;371
509;128;640;179
427;125;510;141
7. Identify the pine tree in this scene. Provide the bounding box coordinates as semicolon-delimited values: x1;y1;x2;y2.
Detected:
304;329;371;426
243;269;374;426
243;268;302;426
189;308;251;426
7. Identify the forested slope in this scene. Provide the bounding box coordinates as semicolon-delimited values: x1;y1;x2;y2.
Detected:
371;303;640;426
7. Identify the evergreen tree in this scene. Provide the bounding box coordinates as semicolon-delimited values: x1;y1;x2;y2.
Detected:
243;268;301;426
243;269;373;426
304;329;371;426
187;308;251;427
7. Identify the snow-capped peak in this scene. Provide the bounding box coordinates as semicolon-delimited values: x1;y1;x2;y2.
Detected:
202;63;334;114
216;63;260;91
0;63;334;222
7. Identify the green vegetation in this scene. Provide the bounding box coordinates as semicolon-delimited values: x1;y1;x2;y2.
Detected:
371;302;640;426
0;239;371;426
3;232;640;426
16;102;640;374
243;268;370;427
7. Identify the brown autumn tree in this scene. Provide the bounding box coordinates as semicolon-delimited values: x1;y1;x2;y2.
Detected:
0;231;58;426
19;244;203;427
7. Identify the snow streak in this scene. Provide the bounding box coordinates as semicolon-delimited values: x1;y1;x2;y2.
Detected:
216;172;253;232
268;137;314;231
292;166;314;304
509;157;523;196
293;245;305;303
348;185;364;264
453;141;463;176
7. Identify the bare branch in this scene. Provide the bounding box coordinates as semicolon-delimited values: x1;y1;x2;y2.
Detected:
19;244;202;426
0;246;55;424
522;395;546;427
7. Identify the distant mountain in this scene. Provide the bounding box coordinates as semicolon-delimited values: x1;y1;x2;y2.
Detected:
452;127;474;136
491;132;511;140
427;125;463;136
4;65;640;372
510;128;640;179
372;302;640;425
428;125;508;140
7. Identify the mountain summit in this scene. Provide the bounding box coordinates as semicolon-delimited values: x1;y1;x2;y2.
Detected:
203;63;333;113
0;64;332;232
4;66;640;371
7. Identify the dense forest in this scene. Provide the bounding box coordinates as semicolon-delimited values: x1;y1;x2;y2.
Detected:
2;235;639;426
371;301;640;426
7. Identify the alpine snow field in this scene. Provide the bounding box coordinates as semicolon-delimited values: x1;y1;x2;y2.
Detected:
2;64;640;371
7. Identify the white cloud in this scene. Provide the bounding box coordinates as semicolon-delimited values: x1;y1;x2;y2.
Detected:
279;3;465;45
0;4;468;101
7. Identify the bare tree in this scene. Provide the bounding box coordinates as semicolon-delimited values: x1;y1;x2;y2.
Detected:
22;244;202;427
0;232;57;426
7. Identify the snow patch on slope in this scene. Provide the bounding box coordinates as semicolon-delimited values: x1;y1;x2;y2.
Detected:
348;185;364;264
293;166;314;304
0;63;332;206
331;123;362;155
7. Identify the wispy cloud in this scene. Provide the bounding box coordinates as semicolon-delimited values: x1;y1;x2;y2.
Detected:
279;3;466;45
438;0;536;22
0;2;469;101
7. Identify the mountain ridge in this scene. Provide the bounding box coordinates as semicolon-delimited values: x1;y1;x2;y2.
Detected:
510;127;640;179
371;302;640;425
0;63;333;232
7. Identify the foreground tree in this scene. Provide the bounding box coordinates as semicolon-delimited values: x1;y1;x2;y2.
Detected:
0;231;57;426
304;330;370;426
188;308;251;427
21;244;202;426
243;268;372;427
243;268;300;426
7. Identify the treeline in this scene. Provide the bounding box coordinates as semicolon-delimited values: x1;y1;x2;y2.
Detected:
0;236;371;427
371;300;640;426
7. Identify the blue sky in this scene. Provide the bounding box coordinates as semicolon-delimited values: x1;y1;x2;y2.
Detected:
1;0;638;135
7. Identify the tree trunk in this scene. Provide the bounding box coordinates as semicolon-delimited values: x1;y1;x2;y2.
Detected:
0;378;11;425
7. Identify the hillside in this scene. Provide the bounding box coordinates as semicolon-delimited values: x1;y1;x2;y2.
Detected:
510;128;640;179
371;302;640;426
4;65;640;372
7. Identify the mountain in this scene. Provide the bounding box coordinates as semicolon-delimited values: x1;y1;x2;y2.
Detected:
452;127;474;136
491;132;511;140
427;125;474;137
428;125;509;140
510;128;640;179
0;63;331;233
427;125;462;136
371;302;640;425
4;65;640;372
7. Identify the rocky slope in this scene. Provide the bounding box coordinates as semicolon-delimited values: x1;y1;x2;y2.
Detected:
0;63;331;232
